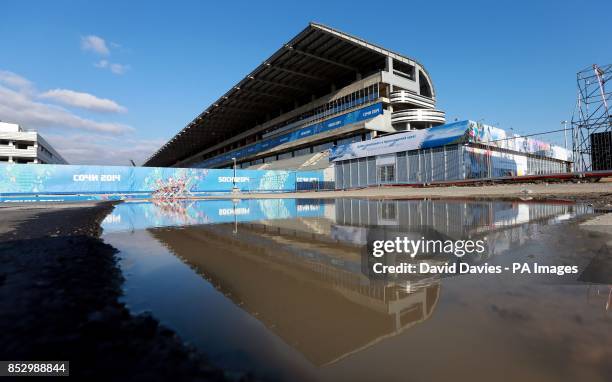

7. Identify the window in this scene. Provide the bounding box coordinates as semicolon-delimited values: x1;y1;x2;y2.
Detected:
419;70;433;98
337;135;361;146
380;201;397;220
278;152;292;160
378;165;395;183
294;147;311;157
313;141;333;152
393;59;415;80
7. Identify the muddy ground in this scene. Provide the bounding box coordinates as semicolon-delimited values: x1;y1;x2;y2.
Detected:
0;186;610;380
0;202;251;381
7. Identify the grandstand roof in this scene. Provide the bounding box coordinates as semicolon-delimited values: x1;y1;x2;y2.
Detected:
144;22;428;167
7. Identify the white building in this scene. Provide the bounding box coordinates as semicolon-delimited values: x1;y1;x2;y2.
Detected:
0;122;67;164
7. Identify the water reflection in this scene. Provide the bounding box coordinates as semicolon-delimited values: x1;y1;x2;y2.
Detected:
102;198;328;232
149;223;440;367
102;199;611;382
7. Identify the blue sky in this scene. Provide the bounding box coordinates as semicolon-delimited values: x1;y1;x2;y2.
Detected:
1;0;610;165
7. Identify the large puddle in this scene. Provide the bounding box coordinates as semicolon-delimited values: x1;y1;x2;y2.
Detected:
101;198;612;382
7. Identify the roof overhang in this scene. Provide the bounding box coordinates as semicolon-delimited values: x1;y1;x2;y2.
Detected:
144;22;428;167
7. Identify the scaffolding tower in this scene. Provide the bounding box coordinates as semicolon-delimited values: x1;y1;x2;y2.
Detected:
571;64;612;172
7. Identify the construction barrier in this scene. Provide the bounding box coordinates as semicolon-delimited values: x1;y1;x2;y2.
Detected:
0;163;325;202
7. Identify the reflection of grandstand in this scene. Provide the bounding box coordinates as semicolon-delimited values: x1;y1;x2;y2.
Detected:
334;198;589;240
149;223;440;366
122;197;592;365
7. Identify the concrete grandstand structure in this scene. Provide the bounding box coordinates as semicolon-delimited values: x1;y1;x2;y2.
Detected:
144;23;445;171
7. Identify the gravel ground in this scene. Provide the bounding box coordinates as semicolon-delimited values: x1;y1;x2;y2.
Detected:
0;202;249;381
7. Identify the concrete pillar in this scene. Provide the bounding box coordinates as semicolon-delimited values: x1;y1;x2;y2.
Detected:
386;56;393;73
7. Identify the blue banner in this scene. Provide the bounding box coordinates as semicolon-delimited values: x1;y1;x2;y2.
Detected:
0;163;324;201
196;102;383;167
330;120;571;162
329;120;469;161
295;170;325;183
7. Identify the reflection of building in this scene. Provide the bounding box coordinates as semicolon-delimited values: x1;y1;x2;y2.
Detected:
149;222;440;366
0;122;67;164
333;198;589;256
108;197;592;366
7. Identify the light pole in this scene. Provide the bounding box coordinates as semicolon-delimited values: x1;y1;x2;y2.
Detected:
231;157;238;193
561;120;568;151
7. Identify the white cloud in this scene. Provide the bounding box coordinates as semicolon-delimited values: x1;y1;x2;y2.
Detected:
0;86;131;134
0;70;34;93
39;89;127;113
0;69;161;165
44;133;165;165
81;35;110;55
81;36;130;75
0;71;131;134
109;63;130;75
94;59;130;75
94;59;109;68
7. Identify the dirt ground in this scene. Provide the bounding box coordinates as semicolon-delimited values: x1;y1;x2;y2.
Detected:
0;202;250;381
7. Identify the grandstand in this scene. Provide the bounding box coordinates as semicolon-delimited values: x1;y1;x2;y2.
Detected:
144;23;445;170
144;23;573;189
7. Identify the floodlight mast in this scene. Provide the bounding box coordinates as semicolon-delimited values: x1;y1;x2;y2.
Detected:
570;63;611;172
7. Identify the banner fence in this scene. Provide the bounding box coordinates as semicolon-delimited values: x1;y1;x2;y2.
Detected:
0;163;325;202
